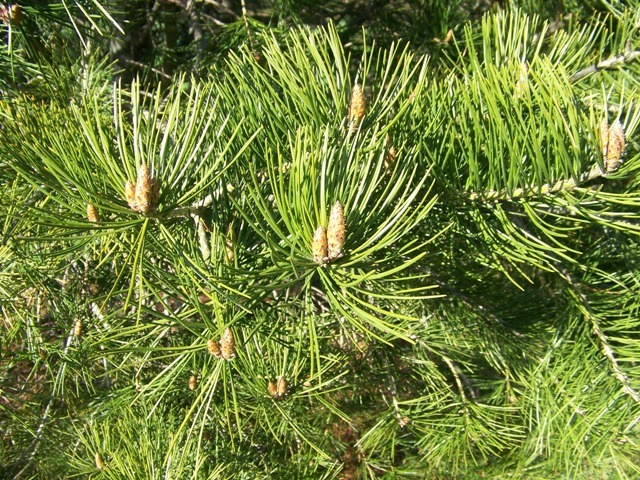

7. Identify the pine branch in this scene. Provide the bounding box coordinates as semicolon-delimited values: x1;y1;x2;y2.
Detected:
441;355;470;409
564;272;640;409
11;323;77;479
570;49;640;83
467;164;605;202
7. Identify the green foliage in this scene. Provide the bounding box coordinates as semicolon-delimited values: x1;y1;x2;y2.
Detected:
2;1;640;479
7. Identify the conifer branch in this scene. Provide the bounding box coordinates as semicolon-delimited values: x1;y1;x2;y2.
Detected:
441;355;470;410
12;325;77;479
158;193;215;219
467;164;605;202
564;272;640;408
570;49;640;83
590;315;640;407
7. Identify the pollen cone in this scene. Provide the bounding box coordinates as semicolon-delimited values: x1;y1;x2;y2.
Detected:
348;83;366;130
225;222;236;264
95;452;105;470
135;163;155;214
384;145;398;174
268;380;278;398
220;327;236;360
1;4;22;26
87;203;100;223
74;318;83;337
276;376;287;398
605;120;626;173
327;201;345;260
207;339;222;358
312;225;328;264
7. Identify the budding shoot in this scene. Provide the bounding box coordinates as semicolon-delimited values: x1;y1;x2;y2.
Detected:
207;339;222;358
220;327;236;360
348;83;366;131
312;225;328;265
327;201;346;260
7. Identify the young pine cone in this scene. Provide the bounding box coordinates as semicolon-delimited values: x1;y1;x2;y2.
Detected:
220;328;236;360
86;203;100;223
327;201;346;261
312;225;328;265
276;376;287;397
95;452;105;470
225;222;236;264
603;119;626;173
267;380;278;398
134;164;157;214
125;164;160;214
384;142;397;174
188;374;198;391
74;318;83;337
207;339;222;358
268;376;287;399
348;83;366;130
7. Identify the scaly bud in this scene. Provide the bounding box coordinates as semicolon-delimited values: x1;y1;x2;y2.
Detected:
188;374;197;391
605;120;626;173
327;201;346;261
225;222;236;264
276;376;287;398
95;452;105;470
348;83;366;131
135;163;154;214
220;327;236;360
207;339;222;358
87;203;100;223
268;376;287;399
399;416;411;428
384;137;397;174
312;225;328;265
125;164;160;214
268;380;278;398
385;145;397;173
74;318;83;337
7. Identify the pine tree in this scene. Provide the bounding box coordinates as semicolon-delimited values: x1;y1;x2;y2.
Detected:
1;1;640;478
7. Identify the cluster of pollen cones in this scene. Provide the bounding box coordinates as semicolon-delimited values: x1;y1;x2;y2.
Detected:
267;376;287;399
207;327;236;360
125;163;160;214
313;201;346;265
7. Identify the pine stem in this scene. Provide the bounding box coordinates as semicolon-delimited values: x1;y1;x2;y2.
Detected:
12;326;76;479
564;272;640;408
590;314;640;406
468;164;605;202
570;49;640;83
441;355;470;410
157;193;215;219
